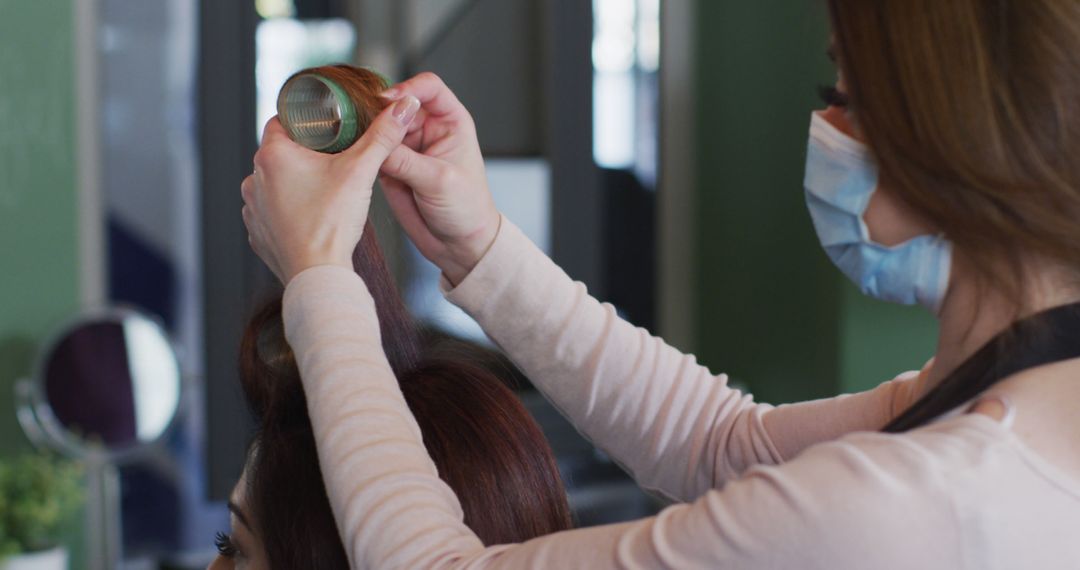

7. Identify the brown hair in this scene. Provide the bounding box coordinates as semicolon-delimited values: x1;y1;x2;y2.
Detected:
238;65;573;568
826;2;1080;430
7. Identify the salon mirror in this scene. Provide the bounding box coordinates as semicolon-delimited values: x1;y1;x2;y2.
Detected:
17;308;182;458
14;307;183;570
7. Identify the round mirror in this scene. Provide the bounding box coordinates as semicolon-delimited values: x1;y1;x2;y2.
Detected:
19;307;182;458
14;308;184;570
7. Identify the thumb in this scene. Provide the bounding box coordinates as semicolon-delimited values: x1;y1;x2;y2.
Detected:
347;95;421;174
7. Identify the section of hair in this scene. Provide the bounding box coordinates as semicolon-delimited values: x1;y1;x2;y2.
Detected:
402;360;572;544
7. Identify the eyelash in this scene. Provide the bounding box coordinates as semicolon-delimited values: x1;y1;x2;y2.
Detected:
215;531;238;558
818;85;850;109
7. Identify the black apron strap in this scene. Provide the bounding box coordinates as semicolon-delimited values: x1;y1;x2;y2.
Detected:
884;301;1080;432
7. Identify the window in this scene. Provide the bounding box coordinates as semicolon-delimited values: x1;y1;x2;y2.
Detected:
593;0;660;185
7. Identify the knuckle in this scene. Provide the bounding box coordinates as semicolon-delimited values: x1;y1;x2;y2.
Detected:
254;144;284;170
417;71;443;86
252;150;270;171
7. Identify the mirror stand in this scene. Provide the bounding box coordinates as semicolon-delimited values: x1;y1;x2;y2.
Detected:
15;378;123;570
84;453;122;570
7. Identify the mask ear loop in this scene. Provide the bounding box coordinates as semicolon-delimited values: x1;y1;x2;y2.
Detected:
809;112;872;161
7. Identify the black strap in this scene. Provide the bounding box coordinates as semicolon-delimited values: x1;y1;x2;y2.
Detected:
884;301;1080;432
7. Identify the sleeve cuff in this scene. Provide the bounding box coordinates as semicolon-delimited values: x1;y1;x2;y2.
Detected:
440;215;542;311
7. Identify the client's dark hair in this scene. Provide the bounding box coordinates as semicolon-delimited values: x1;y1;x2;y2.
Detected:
237;65;573;569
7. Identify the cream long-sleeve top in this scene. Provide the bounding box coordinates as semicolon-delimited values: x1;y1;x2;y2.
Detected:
282;217;1080;569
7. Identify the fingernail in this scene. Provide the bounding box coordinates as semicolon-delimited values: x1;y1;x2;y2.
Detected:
380;88;403;101
393;95;420;126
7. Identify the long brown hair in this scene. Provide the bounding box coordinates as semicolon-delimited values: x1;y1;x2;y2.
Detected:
238;65;573;568
826;2;1080;430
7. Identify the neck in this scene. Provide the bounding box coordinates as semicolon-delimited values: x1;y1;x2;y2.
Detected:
927;257;1080;390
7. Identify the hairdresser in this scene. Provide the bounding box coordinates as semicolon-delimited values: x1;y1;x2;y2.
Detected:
242;1;1080;567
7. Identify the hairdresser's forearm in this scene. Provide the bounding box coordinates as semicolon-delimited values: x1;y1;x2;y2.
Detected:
444;217;922;500
441;218;778;500
283;266;484;569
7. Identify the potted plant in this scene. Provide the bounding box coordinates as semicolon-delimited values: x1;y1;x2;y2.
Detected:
0;453;83;570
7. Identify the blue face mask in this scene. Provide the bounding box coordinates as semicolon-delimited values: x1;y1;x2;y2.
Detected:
803;113;952;313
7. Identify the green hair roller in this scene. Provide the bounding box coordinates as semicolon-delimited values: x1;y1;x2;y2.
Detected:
276;73;360;154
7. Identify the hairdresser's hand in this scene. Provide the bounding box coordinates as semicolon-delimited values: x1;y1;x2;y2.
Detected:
241;96;421;285
379;73;501;286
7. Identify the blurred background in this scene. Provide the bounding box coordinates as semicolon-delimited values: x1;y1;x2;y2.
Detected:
0;0;937;567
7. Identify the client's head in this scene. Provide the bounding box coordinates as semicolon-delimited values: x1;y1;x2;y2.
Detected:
208;65;572;570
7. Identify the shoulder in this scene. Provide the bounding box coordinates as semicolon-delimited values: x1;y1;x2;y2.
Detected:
699;420;1001;566
777;416;1004;500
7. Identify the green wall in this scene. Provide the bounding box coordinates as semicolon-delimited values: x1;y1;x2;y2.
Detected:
693;1;936;402
0;1;80;454
838;286;937;392
0;3;87;564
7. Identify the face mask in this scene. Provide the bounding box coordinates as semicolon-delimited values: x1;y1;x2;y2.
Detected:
803;113;952;313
